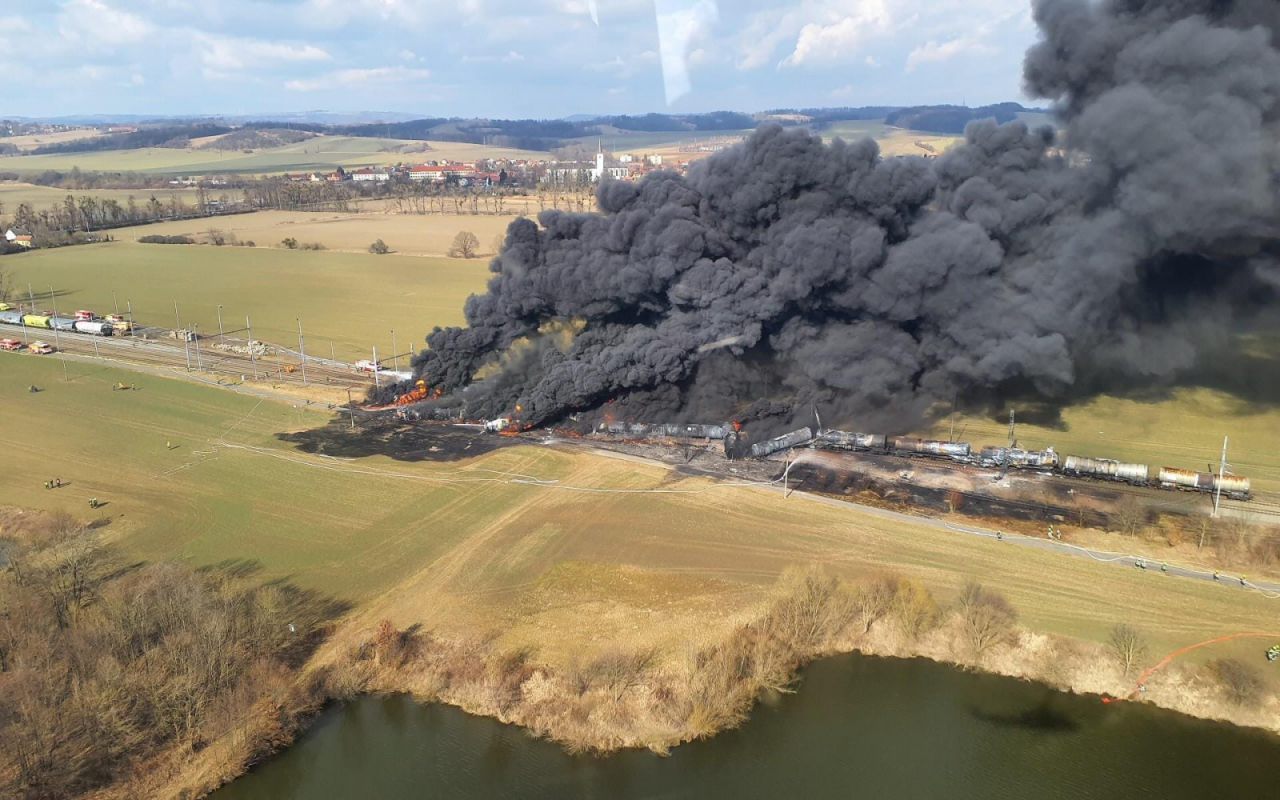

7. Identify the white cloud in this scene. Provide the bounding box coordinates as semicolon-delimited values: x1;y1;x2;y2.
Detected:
461;50;526;64
865;55;880;68
196;34;331;79
285;66;431;92
58;0;154;48
302;0;424;28
905;36;993;72
0;15;32;34
782;1;891;67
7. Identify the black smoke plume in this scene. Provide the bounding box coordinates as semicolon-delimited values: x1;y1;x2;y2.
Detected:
407;0;1280;433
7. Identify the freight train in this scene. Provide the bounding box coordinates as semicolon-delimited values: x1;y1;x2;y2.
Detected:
813;428;1251;501
583;418;1252;501
0;306;129;337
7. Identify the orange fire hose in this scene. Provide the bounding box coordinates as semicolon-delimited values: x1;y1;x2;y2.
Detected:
1101;632;1280;703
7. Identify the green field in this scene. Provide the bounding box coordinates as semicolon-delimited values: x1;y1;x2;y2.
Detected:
0;135;546;176
926;389;1280;497
0;182;202;212
2;354;1276;674
2;241;492;361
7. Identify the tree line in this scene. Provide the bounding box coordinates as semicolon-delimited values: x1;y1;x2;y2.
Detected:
0;510;343;799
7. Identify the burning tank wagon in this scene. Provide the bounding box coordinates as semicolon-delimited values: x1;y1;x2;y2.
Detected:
574;416;1253;501
373;369;1252;503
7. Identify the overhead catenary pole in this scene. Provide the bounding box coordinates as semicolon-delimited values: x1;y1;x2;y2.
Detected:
48;286;61;351
1213;436;1229;518
246;315;257;379
347;387;355;430
126;299;135;332
297;317;308;385
112;290;119;315
217;304;225;345
192;323;202;370
372;345;380;389
391;329;399;374
175;300;191;371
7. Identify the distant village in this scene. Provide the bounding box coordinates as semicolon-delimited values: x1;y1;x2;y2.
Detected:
175;145;685;190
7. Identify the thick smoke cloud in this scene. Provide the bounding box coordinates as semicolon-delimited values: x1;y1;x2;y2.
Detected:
408;0;1280;433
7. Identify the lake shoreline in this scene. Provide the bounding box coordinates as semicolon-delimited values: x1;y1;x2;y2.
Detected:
192;572;1280;798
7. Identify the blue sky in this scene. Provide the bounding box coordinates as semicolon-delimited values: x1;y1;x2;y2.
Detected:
1;1;1041;118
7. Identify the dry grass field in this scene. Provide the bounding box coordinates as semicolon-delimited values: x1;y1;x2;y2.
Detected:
2;354;1275;680
0;135;548;176
106;208;525;258
0;181;201;211
820;120;963;157
0;128;104;152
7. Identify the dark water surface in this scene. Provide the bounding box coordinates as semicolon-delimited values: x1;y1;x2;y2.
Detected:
214;653;1278;799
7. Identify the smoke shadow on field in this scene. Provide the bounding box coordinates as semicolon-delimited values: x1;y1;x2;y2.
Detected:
973;334;1280;430
202;557;266;580
276;416;516;463
196;558;354;668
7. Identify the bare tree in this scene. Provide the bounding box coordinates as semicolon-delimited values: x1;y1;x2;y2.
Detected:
852;576;898;636
0;262;13;302
768;568;850;651
1206;658;1264;706
892;578;940;640
1110;497;1148;537
582;647;658;701
448;230;480;258
1107;624;1148;677
957;581;1018;662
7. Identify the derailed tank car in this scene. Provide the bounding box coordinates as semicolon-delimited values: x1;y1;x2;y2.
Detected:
749;427;814;459
892;437;971;460
596;422;730;440
979;447;1059;469
817;431;887;452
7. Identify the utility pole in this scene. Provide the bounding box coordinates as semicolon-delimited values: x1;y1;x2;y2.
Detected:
372;345;380;389
246;315;257;379
217;304;225;345
297;317;308;385
1213;436;1229;518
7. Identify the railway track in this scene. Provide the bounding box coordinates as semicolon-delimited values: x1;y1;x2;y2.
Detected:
15;328;373;392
